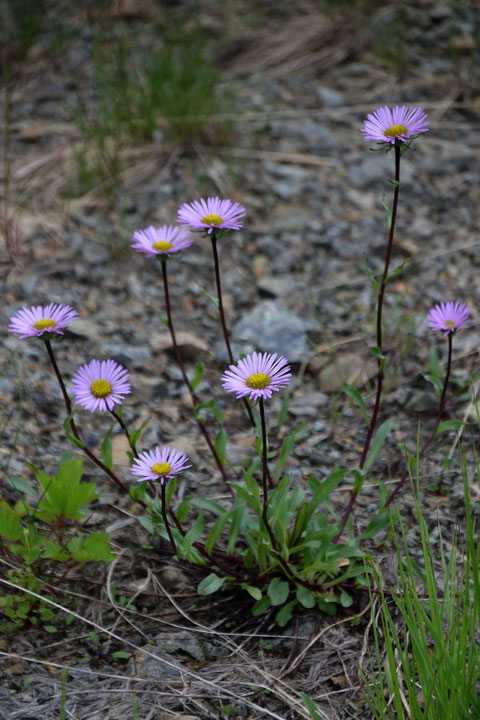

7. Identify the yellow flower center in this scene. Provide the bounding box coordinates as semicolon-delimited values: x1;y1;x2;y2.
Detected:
384;124;408;138
90;379;112;398
202;213;224;226
153;240;173;251
151;462;172;477
246;372;271;390
445;320;456;327
33;318;57;331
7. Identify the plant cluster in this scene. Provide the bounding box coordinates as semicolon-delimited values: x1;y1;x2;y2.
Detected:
4;104;473;635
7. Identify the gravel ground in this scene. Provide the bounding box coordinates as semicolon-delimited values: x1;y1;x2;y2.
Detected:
1;1;480;718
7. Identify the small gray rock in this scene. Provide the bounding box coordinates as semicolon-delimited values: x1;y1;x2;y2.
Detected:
227;300;312;362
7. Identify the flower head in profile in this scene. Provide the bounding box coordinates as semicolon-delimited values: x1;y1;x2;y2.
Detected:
222;351;291;402
131;225;194;257
72;359;131;412
428;301;471;337
8;303;78;339
131;446;191;484
177;197;246;234
362;105;429;145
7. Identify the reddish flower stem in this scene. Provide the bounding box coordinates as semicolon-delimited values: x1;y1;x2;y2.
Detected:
160;258;232;494
333;144;401;543
360;144;401;468
210;234;256;429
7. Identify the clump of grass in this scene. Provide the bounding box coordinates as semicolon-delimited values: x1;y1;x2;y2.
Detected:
69;21;233;196
364;452;480;719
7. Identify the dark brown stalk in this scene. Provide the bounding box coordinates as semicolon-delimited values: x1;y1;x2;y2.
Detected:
385;331;453;507
359;143;401;468
333;144;401;543
160;258;231;493
210;233;256;429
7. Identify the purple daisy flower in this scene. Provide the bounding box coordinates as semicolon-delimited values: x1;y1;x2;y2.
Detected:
177;197;246;234
131;446;191;484
71;359;131;412
361;105;429;144
8;303;78;339
222;351;292;402
428;301;471;337
131;225;194;257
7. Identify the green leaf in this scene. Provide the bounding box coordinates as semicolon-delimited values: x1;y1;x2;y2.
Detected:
363;419;392;473
197;573;226;595
276;393;290;430
205;509;232;556
112;651;131;660
300;691;325;720
381;193;392;229
370;345;387;371
342;382;368;424
296;585;316;609
267;578;289;606
387;257;411;282
365;257;380;292
243;584;262;601
129;417;151;449
35;457;98;521
0;506;23;541
182;513;204;550
194;399;223;424
352;469;365;495
100;423;114;471
42;540;69;561
275;599;296;627
138;515;154;534
191;362;204;391
68;532;114;562
8;476;36;495
360;510;390;539
63;413;84;449
252;595;271;616
44;625;58;633
197;284;219;309
340;590;353;608
435;420;463;436
214;427;227;464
